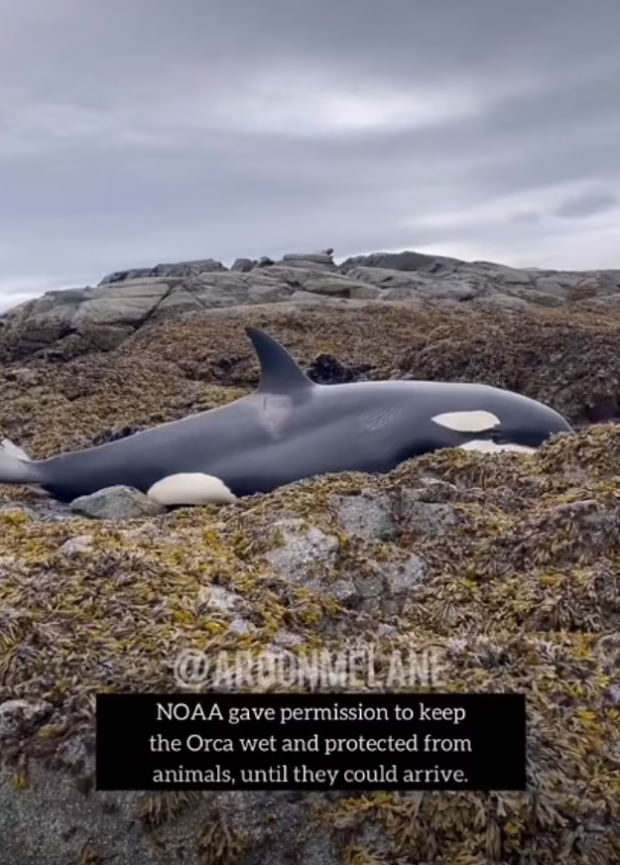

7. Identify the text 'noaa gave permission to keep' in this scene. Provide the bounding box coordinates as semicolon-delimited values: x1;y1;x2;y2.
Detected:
95;693;526;791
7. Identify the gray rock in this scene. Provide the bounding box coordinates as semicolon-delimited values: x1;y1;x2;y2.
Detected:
0;505;33;520
227;617;254;634
247;282;294;303
299;274;367;296
261;511;429;615
4;248;620;361
0;267;381;358
398;486;459;538
604;683;620;706
199;585;245;615
340;551;430;615
263;519;361;607
275;252;337;272
0;757;353;865
72;280;173;327
346;283;381;300
288;290;345;304
501;286;566;307
271;629;306;648
70;486;166;519
281;252;334;264
0;699;52;743
345;267;484;302
532;276;569;299
579;293;620;309
331;491;397;542
379;554;430;614
99;259;226;284
0;497;78;522
59;534;94;556
265;519;341;579
462;260;534;284
2;367;42;386
339;250;453;273
230;257;255;272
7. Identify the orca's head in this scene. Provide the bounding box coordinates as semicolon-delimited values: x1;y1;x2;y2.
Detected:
430;408;571;453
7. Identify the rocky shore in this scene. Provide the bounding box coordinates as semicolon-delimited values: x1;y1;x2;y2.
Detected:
1;249;620;864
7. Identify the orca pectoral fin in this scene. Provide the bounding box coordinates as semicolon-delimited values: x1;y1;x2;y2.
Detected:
147;473;237;506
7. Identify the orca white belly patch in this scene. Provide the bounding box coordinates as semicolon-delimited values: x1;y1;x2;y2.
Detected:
458;440;536;454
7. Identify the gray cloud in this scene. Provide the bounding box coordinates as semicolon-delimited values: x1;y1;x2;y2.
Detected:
1;0;620;311
554;189;619;219
511;213;540;224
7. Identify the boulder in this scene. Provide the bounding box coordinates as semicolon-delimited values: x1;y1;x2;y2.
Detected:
99;259;227;284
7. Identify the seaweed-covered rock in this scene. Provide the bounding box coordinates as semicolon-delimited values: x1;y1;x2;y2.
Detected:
2;306;620;862
1;426;620;862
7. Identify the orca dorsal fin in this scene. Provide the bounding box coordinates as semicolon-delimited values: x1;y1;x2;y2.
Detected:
245;327;314;394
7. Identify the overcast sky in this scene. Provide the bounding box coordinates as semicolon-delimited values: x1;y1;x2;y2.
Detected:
1;0;620;312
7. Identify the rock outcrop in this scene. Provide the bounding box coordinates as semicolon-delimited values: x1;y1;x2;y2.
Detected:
1;249;620;361
99;258;227;284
